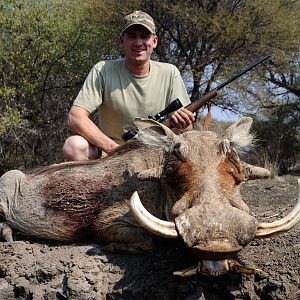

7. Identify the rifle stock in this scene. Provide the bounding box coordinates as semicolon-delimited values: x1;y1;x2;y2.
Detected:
162;90;218;127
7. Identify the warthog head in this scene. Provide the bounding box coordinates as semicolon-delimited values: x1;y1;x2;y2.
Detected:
130;117;300;276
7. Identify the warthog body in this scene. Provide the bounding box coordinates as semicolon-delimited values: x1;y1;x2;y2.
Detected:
1;118;299;275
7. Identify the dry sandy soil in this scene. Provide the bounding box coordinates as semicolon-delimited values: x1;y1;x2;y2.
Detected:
0;175;299;299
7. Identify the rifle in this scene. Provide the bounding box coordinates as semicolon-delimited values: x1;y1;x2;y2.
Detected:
122;54;271;142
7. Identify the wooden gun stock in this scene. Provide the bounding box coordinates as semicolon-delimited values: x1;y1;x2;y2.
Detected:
162;89;218;127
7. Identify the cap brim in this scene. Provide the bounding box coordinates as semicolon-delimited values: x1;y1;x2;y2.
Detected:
122;23;155;35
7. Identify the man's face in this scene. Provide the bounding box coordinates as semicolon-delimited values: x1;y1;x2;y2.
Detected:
120;25;158;65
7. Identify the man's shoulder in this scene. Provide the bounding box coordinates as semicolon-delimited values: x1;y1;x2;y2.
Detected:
93;59;124;72
151;60;179;74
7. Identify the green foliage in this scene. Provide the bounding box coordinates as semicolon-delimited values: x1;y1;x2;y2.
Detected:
0;107;25;134
0;0;118;173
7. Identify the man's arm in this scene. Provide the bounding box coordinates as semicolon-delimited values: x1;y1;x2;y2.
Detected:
67;106;119;154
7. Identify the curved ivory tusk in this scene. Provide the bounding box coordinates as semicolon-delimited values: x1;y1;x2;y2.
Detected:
241;162;271;180
130;191;178;238
173;259;261;277
255;179;300;238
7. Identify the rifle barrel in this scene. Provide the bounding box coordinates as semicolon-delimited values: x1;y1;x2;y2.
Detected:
216;54;271;91
179;54;271;116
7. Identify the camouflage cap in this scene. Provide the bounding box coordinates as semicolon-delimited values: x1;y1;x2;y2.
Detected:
122;11;156;35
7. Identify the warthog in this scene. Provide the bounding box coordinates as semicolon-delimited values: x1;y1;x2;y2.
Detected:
0;117;299;276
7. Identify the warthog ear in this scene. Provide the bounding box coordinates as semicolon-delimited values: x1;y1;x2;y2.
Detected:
134;117;178;140
224;117;253;149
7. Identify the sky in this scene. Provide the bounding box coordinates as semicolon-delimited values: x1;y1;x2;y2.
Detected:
201;106;240;122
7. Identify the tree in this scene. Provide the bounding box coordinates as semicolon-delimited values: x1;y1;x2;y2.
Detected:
143;0;300;115
250;107;300;174
242;53;300;173
0;0;118;174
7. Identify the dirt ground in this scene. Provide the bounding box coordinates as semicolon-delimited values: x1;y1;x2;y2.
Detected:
0;175;299;300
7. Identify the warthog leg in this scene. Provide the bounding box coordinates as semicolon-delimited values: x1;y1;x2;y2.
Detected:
0;222;13;242
173;259;261;277
255;179;300;238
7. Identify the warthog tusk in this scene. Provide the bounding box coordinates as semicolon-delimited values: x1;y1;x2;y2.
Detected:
130;191;178;238
241;162;271;180
173;259;261;277
255;179;300;238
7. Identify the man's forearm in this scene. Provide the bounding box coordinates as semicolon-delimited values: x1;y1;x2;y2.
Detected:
67;113;119;154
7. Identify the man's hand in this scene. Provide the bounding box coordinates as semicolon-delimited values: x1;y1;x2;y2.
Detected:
170;108;195;130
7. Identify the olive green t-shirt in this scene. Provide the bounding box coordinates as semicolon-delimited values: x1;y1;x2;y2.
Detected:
73;59;190;143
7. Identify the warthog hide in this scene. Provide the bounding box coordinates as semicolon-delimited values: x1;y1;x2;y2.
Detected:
1;118;299;276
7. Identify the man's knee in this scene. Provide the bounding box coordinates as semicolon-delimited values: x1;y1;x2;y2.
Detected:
63;135;98;161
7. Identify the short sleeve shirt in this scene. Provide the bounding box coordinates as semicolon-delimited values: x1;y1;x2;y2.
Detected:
73;59;190;143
